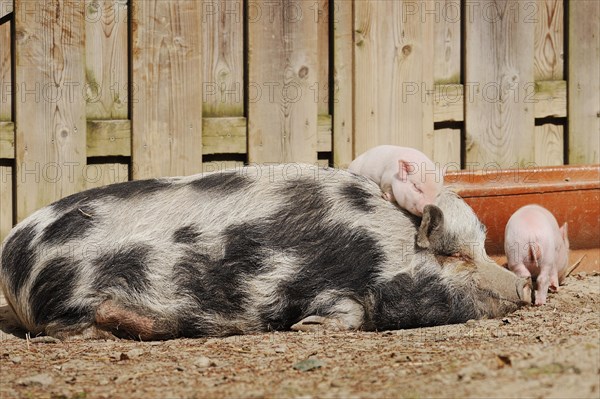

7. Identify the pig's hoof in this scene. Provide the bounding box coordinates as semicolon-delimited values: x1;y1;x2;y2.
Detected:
382;192;393;201
533;297;547;306
291;316;346;332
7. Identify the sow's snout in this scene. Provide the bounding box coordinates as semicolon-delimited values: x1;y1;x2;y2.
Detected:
475;258;532;316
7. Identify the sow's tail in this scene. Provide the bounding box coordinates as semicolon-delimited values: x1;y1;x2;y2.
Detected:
527;242;542;269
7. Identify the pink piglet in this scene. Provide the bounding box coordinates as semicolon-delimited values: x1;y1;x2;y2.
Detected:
504;204;569;305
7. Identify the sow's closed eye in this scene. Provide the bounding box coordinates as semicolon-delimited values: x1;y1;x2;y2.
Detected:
450;252;473;262
434;250;473;267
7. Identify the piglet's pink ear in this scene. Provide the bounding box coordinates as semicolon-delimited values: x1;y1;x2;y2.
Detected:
397;160;411;182
560;222;568;241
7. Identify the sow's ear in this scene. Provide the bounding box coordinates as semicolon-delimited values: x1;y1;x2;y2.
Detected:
416;205;444;249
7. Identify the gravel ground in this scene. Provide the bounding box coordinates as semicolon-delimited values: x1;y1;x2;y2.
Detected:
0;273;599;399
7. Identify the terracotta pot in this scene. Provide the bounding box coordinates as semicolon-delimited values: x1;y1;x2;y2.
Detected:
445;165;600;272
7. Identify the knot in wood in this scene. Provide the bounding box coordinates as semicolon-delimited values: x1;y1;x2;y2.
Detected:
401;45;412;56
298;66;309;79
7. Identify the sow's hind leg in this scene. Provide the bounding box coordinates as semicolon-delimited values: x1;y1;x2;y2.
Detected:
94;300;177;340
42;300;176;341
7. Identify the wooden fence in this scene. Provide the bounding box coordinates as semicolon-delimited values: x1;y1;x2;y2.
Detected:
0;0;599;243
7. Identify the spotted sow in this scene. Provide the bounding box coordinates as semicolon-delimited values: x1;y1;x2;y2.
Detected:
0;165;529;340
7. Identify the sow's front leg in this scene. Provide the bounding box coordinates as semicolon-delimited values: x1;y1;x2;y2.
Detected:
290;298;365;332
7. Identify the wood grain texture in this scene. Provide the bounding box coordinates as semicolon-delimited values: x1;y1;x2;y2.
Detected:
354;0;435;156
15;1;87;221
434;0;461;84
0;18;11;121
433;81;566;122
87;119;131;157
433;128;461;169
83;163;129;190
202;0;243;117
248;0;318;163
568;1;600;164
332;0;353;168
82;162;128;190
0;121;13;158
316;0;329;116
432;0;461;166
203;115;332;155
0;165;12;243
131;0;203;178
465;0;535;168
0;0;11;19
202;117;246;155
534;123;563;166
534;80;566;118
534;0;563;81
85;0;128;119
434;84;463;122
317;114;332;152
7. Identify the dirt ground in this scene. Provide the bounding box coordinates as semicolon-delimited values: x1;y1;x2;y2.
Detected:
0;273;598;399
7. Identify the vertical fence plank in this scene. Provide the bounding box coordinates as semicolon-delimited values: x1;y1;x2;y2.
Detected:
316;0;329;117
465;0;535;168
354;0;434;156
433;128;460;169
132;0;203;178
419;2;435;158
0;17;10;121
534;123;563;166
0;166;11;243
568;1;599;165
332;0;353;167
84;0;130;193
85;0;129;119
432;0;461;167
0;16;12;240
434;0;461;84
534;0;563;81
202;0;244;117
247;0;318;164
353;0;378;153
15;1;87;221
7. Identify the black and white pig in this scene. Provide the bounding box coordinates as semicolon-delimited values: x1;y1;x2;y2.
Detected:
0;164;530;340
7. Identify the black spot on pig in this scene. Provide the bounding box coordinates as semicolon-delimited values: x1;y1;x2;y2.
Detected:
259;224;385;330
1;224;38;296
173;225;201;245
189;172;251;194
102;179;172;199
215;177;387;330
174;248;250;320
340;182;376;213
177;314;211;337
52;179;172;211
371;269;478;330
40;206;96;245
92;244;152;293
30;257;92;326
